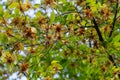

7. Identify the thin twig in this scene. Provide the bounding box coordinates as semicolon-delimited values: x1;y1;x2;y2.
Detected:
109;0;119;37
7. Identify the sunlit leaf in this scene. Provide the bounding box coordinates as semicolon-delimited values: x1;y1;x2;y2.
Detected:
50;10;55;24
33;4;40;9
3;10;10;18
51;60;58;64
35;11;42;17
9;2;19;9
81;20;86;26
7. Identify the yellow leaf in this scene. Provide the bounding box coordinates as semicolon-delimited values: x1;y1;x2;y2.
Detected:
9;2;19;9
51;60;58;64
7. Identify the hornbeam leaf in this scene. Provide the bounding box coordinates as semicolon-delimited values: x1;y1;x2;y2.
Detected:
50;10;55;24
9;2;19;9
112;33;120;42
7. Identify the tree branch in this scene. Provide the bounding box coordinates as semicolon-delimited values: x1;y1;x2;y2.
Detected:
92;17;104;42
109;0;119;37
92;17;117;71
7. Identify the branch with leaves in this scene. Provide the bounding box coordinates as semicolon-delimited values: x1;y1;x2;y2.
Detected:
109;0;119;37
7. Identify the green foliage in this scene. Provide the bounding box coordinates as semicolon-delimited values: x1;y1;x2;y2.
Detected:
0;5;3;17
8;2;19;9
0;0;120;80
50;10;55;24
0;33;8;44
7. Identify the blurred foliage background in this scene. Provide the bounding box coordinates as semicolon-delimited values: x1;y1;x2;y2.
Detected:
0;0;120;80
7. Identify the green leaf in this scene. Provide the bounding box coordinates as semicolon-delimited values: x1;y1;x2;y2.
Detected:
33;4;40;9
66;14;72;21
3;10;10;18
112;33;120;42
35;11;42;17
7;63;14;72
51;60;58;64
113;42;120;47
86;0;97;12
79;44;87;51
9;2;19;9
50;10;55;24
56;64;63;69
0;5;3;17
0;33;8;44
81;20;86;26
61;0;66;3
14;8;20;16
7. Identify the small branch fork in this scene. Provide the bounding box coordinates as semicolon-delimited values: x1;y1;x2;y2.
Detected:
92;17;117;65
